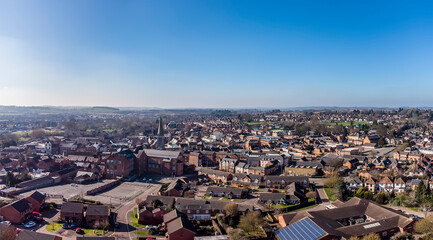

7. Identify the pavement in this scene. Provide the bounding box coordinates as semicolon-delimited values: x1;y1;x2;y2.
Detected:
111;183;165;240
35;179;164;240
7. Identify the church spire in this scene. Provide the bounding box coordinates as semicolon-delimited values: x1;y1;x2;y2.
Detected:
157;116;164;136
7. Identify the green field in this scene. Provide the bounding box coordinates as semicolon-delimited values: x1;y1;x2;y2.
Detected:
244;121;276;125
131;208;146;228
46;223;62;232
324;188;338;201
271;204;292;209
328;121;368;126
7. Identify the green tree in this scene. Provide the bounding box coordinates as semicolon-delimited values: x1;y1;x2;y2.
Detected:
362;233;380;240
363;191;373;200
151;199;163;208
415;180;430;204
375;192;387;204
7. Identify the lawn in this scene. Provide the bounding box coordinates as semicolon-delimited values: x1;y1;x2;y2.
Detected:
409;207;419;212
135;231;151;235
271;204;292;209
220;197;232;201
81;228;105;235
46;223;62;232
324;188;338;201
329;121;368;126
244;121;275;125
202;196;211;199
131;208;146;228
291;204;318;212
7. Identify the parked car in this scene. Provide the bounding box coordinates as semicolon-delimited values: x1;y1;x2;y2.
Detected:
145;225;157;230
3;221;11;225
33;212;43;221
62;223;68;229
24;221;36;228
114;222;120;228
75;228;84;234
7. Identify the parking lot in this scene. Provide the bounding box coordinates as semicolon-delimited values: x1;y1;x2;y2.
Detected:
85;181;158;206
20;180;116;200
19;180;159;206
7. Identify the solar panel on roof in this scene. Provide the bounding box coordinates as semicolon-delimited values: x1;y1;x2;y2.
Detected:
276;217;327;240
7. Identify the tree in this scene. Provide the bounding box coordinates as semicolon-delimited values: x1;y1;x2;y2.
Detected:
363;191;373;200
225;203;239;218
49;222;56;232
415;215;433;234
31;129;46;139
227;227;248;240
378;137;386;147
242;185;251;193
362;233;381;240
355;187;366;198
375;192;387;204
6;172;16;187
393;233;414;240
100;220;110;233
324;173;340;188
416;180;429;204
0;133;18;147
151;199;163;208
238;211;264;233
306;191;317;199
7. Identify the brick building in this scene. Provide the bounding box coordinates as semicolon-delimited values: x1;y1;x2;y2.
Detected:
104;149;135;179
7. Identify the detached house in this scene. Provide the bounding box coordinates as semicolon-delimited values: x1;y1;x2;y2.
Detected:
0;198;33;224
60;202;84;224
25;191;46;212
345;176;363;192
394;178;406;193
378;177;394;193
364;177;376;192
164;210;196;240
86;205;110;228
139;207;167;225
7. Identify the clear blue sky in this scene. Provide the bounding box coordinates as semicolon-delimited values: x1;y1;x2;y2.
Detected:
0;1;432;108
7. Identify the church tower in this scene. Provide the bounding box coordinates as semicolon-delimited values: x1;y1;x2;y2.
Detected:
157;116;165;150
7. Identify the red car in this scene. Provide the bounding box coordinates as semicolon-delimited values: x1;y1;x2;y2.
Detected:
33;212;43;221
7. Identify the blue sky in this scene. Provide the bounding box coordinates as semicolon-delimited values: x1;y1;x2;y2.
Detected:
0;1;432;108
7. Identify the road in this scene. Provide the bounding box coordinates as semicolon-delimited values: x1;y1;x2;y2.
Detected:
112;184;162;240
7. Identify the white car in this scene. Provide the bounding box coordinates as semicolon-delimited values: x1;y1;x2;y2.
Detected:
145;225;156;230
24;221;36;228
